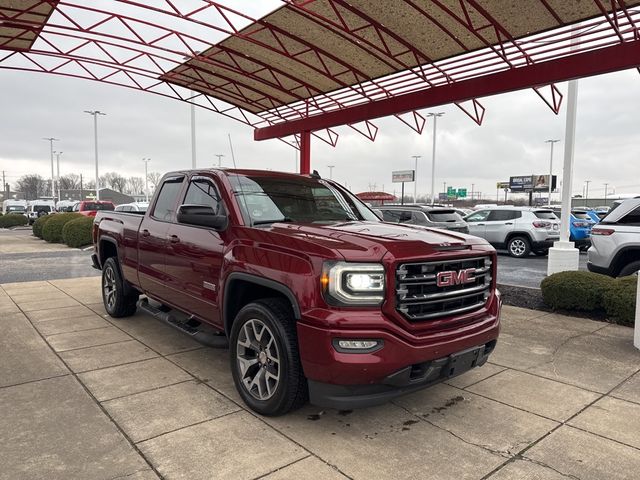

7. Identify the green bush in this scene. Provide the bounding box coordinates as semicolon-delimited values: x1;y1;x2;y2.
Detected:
541;271;615;312
0;214;28;228
42;213;82;243
603;276;637;326
62;216;94;248
32;214;54;238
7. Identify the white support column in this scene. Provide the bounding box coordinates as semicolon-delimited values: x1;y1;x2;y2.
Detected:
635;274;639;350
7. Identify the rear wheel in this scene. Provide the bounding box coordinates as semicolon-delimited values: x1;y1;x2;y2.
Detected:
507;236;531;258
618;260;640;277
230;298;307;416
102;257;138;317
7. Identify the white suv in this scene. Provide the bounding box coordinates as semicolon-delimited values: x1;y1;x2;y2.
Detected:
588;198;640;277
465;207;560;257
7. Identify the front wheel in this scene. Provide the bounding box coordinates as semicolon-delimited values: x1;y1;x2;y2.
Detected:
102;257;138;318
507;236;531;258
230;298;307;416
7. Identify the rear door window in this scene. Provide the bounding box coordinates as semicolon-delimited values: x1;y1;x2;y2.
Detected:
488;210;519;221
151;178;184;222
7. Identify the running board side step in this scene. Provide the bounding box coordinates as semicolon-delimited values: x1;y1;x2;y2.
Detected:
137;298;228;348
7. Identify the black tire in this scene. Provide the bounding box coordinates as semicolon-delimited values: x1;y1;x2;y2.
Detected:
533;249;549;256
102;257;138;317
507;236;531;258
618;260;640;277
229;298;307;416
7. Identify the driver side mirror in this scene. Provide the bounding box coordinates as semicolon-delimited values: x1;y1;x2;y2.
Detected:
177;204;228;230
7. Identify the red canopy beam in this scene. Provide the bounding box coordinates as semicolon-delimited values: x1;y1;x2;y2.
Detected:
255;39;640;141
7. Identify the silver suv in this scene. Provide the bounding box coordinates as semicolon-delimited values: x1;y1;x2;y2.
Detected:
587;198;640;277
378;205;469;233
465;207;560;257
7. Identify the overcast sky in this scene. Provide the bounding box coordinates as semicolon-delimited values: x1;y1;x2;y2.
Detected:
1;1;639;202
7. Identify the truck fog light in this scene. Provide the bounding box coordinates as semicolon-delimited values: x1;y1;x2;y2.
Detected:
333;339;383;353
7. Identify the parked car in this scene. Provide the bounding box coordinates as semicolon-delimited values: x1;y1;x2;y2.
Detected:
552;208;595;251
2;199;27;215
114;202;149;213
588;197;640;277
378;205;469;233
26;200;55;225
92;169;501;415
72;200;115;217
594;206;610;220
56;200;77;212
464;207;560;257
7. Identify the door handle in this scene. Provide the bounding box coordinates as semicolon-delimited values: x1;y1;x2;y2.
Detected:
505;223;513;225
141;229;150;237
169;235;180;244
476;223;485;226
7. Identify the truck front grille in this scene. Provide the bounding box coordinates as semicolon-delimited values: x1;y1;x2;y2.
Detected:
396;256;492;321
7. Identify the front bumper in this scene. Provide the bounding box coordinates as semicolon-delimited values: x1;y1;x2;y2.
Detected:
308;341;496;409
297;293;501;409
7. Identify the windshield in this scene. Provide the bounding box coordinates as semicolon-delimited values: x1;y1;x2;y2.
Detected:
7;205;25;213
83;202;114;211
32;205;51;213
228;174;379;225
425;210;463;222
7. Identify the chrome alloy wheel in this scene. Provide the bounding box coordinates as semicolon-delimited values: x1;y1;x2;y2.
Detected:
509;239;527;257
103;265;117;310
236;319;281;401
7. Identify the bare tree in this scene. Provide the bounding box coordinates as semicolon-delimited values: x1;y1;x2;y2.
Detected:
102;172;127;192
59;173;80;190
15;174;48;200
127;176;144;195
147;171;162;190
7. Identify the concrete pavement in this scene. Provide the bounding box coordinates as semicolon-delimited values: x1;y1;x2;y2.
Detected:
1;277;639;480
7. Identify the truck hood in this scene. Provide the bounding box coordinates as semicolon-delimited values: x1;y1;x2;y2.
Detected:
258;221;488;262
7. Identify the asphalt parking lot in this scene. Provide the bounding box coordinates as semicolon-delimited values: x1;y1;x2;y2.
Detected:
1;275;639;480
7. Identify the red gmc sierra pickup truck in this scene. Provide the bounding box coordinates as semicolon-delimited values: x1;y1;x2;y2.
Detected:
92;169;500;416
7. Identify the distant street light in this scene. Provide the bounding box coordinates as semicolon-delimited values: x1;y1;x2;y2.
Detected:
411;155;421;203
545;139;560;206
215;154;225;167
143;158;151;201
183;52;200;168
427;112;445;205
327;165;335;179
54;151;63;202
43;137;59;198
84;110;106;200
584;180;591;207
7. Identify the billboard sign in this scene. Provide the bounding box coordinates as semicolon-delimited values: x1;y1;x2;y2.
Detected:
531;175;557;191
392;170;415;183
496;181;510;189
509;175;557;192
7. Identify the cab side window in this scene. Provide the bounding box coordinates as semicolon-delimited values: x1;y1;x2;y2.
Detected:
183;178;223;214
151;178;184;221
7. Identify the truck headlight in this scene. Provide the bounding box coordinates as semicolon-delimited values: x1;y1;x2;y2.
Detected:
322;262;385;306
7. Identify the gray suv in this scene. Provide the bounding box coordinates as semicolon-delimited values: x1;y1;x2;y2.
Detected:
465;207;560;257
378;205;469;233
587;198;640;277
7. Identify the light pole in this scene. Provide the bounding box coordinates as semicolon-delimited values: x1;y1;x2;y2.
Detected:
411;155;421;203
84;110;106;200
545;139;560;206
215;154;225;167
184;53;200;169
584;180;591;207
604;183;609;202
327;165;335;179
54;151;63;201
427;112;445;205
143;158;151;202
43;137;59;198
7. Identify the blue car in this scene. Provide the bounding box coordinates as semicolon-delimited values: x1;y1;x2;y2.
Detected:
552;209;595;250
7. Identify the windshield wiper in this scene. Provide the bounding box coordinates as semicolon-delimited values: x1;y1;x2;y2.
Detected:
252;217;294;226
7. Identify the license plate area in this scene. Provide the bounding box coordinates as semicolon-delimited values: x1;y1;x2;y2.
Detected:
447;347;482;378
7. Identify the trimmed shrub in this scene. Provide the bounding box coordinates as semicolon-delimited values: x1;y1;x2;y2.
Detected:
603;276;637;326
0;214;28;228
32;214;54;238
42;212;82;243
541;271;615;312
62;216;94;248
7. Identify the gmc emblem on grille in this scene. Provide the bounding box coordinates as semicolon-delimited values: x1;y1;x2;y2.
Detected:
436;268;476;287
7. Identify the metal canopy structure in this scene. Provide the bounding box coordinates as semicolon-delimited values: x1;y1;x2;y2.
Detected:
2;1;640;173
